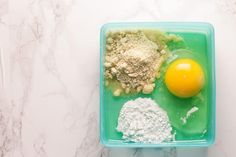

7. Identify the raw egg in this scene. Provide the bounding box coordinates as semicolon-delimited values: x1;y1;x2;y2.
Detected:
165;58;205;98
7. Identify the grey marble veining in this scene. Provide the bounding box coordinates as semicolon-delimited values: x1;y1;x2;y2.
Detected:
0;0;236;156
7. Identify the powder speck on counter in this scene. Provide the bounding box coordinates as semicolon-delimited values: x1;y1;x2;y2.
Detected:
117;98;173;143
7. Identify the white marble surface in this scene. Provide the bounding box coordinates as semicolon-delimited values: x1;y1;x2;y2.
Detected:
0;0;236;156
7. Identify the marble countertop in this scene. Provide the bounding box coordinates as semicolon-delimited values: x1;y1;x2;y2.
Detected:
0;0;236;156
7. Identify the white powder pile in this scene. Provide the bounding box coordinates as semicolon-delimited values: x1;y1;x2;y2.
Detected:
117;98;173;143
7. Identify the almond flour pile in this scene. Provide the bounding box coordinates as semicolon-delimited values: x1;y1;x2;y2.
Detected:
104;30;168;96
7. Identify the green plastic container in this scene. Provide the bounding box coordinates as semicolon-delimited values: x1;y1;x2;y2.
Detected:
100;22;215;147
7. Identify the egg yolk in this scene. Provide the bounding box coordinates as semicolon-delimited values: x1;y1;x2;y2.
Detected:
165;59;205;98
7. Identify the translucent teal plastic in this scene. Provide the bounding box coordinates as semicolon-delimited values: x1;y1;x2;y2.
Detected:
100;22;215;147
